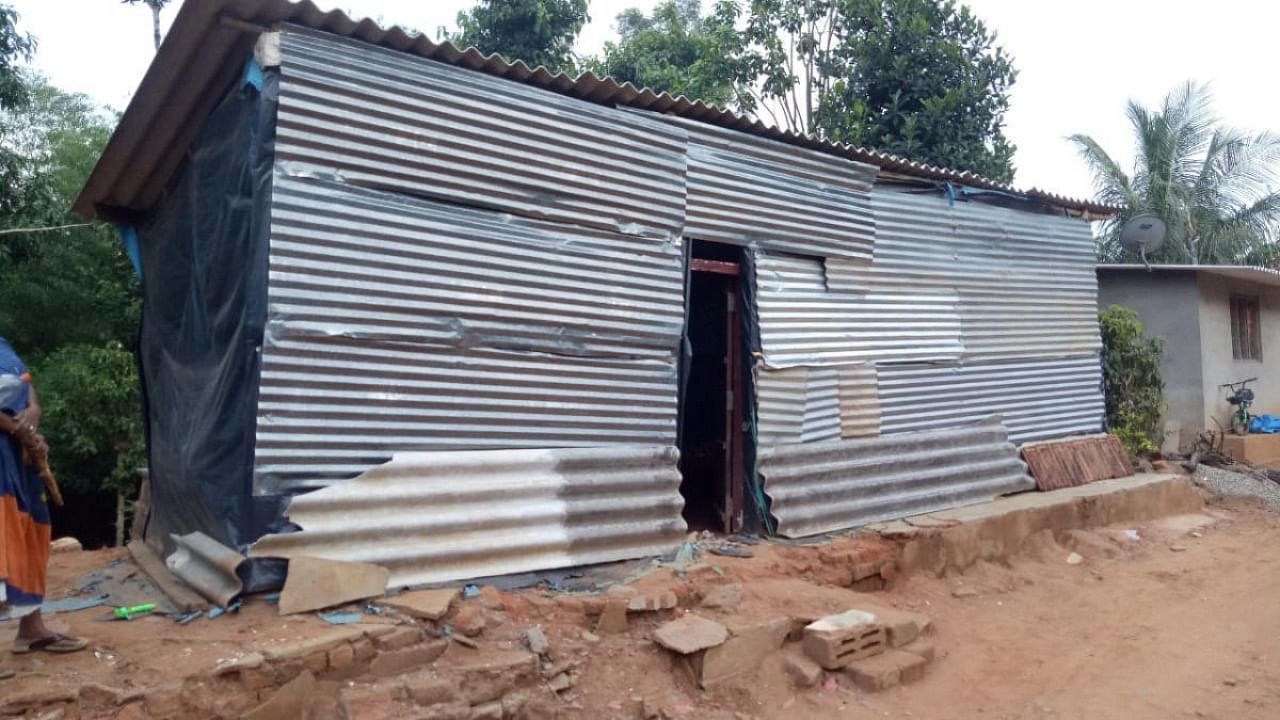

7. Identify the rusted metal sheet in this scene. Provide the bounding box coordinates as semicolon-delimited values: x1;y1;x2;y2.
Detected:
275;27;688;239
250;446;687;587
256;175;683;493
1021;434;1135;491
661;116;877;261
759;419;1033;537
838;365;881;438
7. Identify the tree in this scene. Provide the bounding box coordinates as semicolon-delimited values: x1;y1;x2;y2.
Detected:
1074;83;1280;266
450;0;589;72
0;4;32;110
590;0;1018;182
589;1;756;110
120;0;170;51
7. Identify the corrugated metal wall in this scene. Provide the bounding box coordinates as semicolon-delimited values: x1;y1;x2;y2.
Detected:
276;28;687;240
252;446;686;587
759;420;1033;537
660;115;878;261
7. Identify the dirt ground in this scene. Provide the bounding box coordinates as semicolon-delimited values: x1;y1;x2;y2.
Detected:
3;494;1279;720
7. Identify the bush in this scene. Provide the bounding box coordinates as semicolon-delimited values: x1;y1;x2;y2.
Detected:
34;341;145;499
1099;305;1165;456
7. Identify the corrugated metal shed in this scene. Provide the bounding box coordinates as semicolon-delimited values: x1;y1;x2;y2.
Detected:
759;419;1033;537
251;446;686;587
277;29;687;239
73;0;1119;221
256;174;683;493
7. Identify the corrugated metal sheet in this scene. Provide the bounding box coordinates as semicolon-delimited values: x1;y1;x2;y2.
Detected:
876;357;1105;444
656;116;876;261
256;175;683;493
838;365;881;438
276;28;688;239
760;419;1033;537
250;446;687;587
75;0;1119;221
1021;434;1134;491
755;252;964;368
755;367;841;446
859;187;1103;360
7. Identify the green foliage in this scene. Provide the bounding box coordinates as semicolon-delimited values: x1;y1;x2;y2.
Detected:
588;1;754;109
812;0;1017;183
33;343;144;495
588;0;1017;181
1074;82;1280;265
451;0;589;72
1099;306;1165;456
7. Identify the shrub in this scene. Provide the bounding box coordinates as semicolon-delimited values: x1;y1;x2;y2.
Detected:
1099;305;1165;455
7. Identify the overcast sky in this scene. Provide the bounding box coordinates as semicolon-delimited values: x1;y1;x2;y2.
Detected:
11;0;1280;201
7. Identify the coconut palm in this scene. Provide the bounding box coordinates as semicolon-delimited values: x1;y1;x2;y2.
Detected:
1073;82;1280;266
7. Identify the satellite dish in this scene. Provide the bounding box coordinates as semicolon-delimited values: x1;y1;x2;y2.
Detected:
1119;214;1167;270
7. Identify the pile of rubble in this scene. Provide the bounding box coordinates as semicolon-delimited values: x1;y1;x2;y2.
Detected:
651;601;935;694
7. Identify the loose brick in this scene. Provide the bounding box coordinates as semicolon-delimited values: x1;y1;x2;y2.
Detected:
783;654;824;687
802;611;888;670
328;643;356;671
844;649;928;692
901;638;936;663
375;626;423;651
370;640;449;677
595;598;629;634
238;665;277;692
352;637;377;662
261;628;366;661
302;650;330;674
403;674;459;706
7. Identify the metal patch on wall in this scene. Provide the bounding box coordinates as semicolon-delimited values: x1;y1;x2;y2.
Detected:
877;357;1105;444
654;115;877;261
838;364;881;438
759;418;1033;538
755;366;841;446
250;446;688;587
754;251;963;368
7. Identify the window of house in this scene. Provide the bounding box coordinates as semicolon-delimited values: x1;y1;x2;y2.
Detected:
1231;295;1262;360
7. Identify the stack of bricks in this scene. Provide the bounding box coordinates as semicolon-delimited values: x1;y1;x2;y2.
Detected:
801;606;935;692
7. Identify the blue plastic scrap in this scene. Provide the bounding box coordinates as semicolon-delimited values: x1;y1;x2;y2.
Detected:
317;611;363;625
174;610;204;624
462;585;480;599
242;54;263;92
118;225;143;279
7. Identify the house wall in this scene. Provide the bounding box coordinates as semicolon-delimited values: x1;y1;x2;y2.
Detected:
1197;273;1280;430
1096;269;1203;449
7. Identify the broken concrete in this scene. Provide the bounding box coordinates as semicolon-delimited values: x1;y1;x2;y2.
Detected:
242;670;316;720
381;588;459;621
699;583;744;611
653;614;729;655
893;473;1203;577
844;648;928;692
783;653;824;687
278;556;391;615
697;617;790;687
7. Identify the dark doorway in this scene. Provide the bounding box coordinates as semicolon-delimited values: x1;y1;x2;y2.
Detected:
679;242;744;533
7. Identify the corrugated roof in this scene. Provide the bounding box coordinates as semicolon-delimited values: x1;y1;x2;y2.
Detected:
1097;264;1280;287
74;0;1118;220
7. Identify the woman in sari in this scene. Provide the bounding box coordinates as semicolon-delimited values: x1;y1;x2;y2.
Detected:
0;337;86;680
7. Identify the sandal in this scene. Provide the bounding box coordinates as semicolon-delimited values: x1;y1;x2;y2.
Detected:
12;633;88;654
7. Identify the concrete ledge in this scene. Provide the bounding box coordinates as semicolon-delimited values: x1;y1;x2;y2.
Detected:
877;474;1203;576
1221;433;1280;465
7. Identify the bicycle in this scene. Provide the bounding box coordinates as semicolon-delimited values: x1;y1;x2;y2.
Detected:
1220;378;1258;436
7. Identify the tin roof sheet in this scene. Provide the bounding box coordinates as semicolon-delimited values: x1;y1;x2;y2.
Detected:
74;0;1117;220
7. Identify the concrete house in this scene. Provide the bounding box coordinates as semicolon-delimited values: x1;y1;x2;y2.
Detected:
1097;264;1280;451
75;0;1116;588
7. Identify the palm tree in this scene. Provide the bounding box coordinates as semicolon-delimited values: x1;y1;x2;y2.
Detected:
121;0;170;51
1073;82;1280;266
